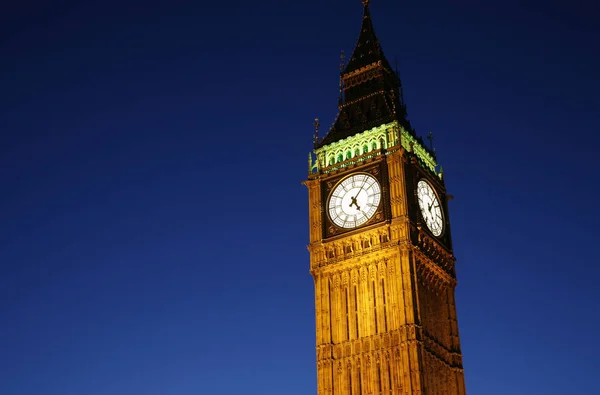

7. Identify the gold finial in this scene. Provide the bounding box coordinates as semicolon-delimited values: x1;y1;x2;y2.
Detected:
362;0;370;6
313;118;320;145
427;131;434;151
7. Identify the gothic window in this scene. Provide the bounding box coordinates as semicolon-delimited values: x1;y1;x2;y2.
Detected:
381;278;388;332
372;281;378;334
355;148;360;157
348;366;353;395
387;359;393;394
326;248;335;259
345;287;350;341
354;285;359;337
328;279;334;342
346;151;352;160
358;367;363;395
379;233;389;243
372;141;378;151
363;144;369;153
337;154;343;163
329;156;334;166
331;365;335;394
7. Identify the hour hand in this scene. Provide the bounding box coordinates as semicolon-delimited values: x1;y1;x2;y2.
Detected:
349;196;361;210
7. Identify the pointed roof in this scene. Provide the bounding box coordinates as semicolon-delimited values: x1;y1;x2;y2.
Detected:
315;1;411;149
343;0;393;74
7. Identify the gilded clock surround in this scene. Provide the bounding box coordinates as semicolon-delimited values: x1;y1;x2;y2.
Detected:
416;179;444;237
327;173;382;229
322;163;388;238
304;2;466;395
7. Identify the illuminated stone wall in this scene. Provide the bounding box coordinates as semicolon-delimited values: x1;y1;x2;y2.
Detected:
304;142;466;395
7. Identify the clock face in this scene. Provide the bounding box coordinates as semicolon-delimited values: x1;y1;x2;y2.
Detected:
328;173;381;229
417;180;444;237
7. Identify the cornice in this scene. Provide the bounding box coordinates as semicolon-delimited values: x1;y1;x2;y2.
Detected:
422;331;464;370
341;61;381;80
309;120;441;179
316;148;386;179
315;325;463;371
309;229;397;273
316;324;421;361
415;227;455;265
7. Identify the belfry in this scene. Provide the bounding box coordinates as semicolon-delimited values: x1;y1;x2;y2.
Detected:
304;1;467;394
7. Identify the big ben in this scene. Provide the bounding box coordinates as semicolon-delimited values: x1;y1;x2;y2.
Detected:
304;1;467;394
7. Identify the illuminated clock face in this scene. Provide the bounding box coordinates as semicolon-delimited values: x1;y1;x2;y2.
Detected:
328;173;381;229
417;180;444;236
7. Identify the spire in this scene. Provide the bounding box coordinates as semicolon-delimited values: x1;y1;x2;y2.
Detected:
316;1;411;148
343;0;392;74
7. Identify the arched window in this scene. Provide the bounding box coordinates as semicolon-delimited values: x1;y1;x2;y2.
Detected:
329;157;334;166
363;144;369;153
371;142;378;151
346;151;352;160
354;148;360;157
337;154;343;163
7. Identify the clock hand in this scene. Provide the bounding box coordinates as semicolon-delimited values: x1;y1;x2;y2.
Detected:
355;177;369;197
429;202;437;219
425;203;433;222
349;196;361;210
360;209;368;220
351;177;370;210
427;204;434;221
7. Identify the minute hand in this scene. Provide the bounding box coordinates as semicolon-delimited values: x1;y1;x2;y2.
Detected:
355;177;369;196
351;177;372;212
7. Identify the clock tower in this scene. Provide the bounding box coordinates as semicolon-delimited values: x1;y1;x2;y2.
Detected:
304;1;467;394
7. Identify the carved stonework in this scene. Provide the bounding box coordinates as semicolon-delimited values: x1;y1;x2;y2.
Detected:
333;275;340;290
306;5;466;392
312;219;321;230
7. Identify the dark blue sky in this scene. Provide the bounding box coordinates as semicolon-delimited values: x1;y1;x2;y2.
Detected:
2;0;599;394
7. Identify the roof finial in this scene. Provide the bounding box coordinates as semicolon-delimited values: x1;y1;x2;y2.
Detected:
427;131;435;152
362;0;370;6
313;118;320;146
338;50;345;106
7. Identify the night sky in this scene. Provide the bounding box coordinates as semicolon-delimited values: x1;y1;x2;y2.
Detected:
2;0;599;394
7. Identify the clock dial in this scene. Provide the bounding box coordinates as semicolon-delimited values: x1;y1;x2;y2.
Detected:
417;180;444;236
328;173;381;229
